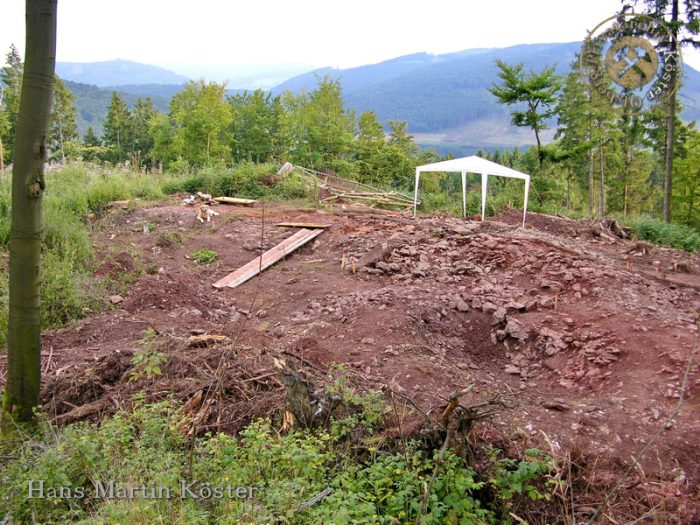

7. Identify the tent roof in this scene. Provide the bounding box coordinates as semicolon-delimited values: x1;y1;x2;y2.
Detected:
416;155;529;181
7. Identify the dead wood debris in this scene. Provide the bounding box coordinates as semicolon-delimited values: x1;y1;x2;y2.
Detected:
289;163;417;210
187;334;230;348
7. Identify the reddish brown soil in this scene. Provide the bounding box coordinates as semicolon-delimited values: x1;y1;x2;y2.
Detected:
2;199;699;522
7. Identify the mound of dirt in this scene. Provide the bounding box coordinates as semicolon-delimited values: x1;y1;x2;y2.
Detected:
122;273;227;321
4;203;698;521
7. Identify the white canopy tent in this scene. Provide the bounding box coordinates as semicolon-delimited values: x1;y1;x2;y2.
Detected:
413;155;531;227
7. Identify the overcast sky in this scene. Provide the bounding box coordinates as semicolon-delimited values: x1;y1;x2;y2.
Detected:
2;0;700;73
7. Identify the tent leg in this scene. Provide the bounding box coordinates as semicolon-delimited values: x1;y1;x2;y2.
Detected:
481;173;488;222
413;169;420;217
461;171;467;218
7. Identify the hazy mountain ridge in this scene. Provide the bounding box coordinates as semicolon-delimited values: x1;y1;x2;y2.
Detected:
62;43;700;149
57;59;188;87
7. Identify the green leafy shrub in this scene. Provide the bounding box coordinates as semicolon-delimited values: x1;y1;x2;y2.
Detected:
130;329;167;380
629;217;700;252
161;174;208;195
0;396;560;524
159;163;312;203
191;248;218;265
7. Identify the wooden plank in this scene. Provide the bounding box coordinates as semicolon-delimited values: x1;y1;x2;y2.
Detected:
213;228;324;289
276;222;331;229
213;197;257;206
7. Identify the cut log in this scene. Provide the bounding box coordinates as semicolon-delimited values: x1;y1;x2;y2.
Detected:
356;239;402;269
108;199;132;209
187;334;230;347
55;397;111;425
213;228;324;289
213;197;257;206
276;222;331;229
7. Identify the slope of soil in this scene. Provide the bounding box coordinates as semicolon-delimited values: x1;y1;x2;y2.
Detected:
2;200;698;521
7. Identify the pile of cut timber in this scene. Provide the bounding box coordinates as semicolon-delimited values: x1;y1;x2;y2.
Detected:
288;164;417;210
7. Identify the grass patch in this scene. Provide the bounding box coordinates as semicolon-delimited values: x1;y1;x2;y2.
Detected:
0;160;317;347
0;163;169;347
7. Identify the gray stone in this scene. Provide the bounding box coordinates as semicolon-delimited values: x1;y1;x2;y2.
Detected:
449;294;470;312
492;307;507;325
482;302;498;314
505;364;521;375
505;319;528;340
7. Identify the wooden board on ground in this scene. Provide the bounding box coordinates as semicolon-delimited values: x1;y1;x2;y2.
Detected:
213;228;324;289
276;222;331;229
213;197;257;206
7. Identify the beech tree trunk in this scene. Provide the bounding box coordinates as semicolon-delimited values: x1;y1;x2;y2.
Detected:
0;90;5;176
598;144;605;217
1;0;57;429
587;128;594;216
663;0;679;223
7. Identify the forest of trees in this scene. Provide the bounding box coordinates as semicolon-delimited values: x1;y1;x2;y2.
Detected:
1;34;699;229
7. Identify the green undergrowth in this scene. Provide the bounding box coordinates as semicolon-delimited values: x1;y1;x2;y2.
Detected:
0;394;556;524
627;216;700;252
0;163;168;347
161;162;312;202
0;161;318;348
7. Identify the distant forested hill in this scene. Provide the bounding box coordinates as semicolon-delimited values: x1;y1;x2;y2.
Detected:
63;43;700;147
103;83;187;99
275;42;700;133
679;66;700;122
57;59;188;87
65;81;170;135
65;81;246;137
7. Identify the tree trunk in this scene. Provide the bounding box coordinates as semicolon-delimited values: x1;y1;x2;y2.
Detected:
206;133;211;165
533;126;543;170
0;90;5;176
686;168;699;226
664;0;679;223
1;0;57;430
588;149;594;216
624;130;631;218
57;114;65;165
598;144;605;217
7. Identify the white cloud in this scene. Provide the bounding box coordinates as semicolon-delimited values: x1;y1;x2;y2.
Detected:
1;0;699;72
